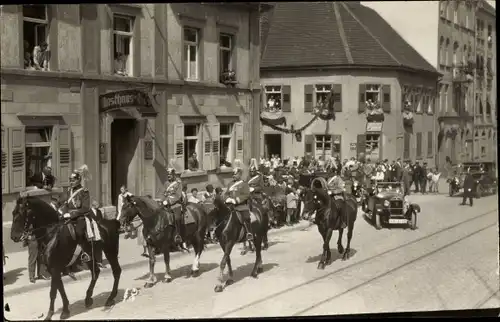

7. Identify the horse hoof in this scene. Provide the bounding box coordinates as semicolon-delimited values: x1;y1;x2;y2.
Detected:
257;267;264;273
251;272;258;278
214;285;224;293
144;282;154;288
84;297;93;308
104;299;115;307
337;248;344;254
191;270;200;278
59;310;70;320
44;312;54;321
163;277;172;283
225;279;234;286
317;263;325;270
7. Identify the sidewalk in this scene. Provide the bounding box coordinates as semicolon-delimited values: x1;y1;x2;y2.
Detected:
3;220;310;297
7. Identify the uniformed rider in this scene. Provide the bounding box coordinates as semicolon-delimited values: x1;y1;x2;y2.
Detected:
61;165;102;264
162;159;185;247
225;161;254;241
248;158;265;200
326;175;348;229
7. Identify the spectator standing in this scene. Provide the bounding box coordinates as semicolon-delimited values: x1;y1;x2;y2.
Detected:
187;152;199;171
30;166;55;190
116;185;132;221
412;161;422;193
420;162;429;194
286;187;298;225
26;223;49;283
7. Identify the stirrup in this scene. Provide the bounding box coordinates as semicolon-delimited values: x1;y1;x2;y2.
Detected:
246;233;254;241
80;252;91;263
174;235;183;244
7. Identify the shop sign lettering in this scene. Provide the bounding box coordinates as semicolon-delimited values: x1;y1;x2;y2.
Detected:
99;89;153;114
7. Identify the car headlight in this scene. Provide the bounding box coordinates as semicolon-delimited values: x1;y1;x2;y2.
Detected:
354;182;358;187
383;200;390;207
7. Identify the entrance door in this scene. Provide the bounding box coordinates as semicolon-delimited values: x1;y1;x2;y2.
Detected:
111;118;138;206
264;134;282;159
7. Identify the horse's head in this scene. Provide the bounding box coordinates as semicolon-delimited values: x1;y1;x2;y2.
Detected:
120;195;159;226
11;195;59;243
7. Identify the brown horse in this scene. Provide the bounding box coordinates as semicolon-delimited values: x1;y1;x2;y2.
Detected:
120;195;208;287
241;193;271;255
10;196;121;320
303;186;358;269
212;196;269;292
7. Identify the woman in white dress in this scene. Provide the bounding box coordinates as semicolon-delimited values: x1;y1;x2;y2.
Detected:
116;185;132;221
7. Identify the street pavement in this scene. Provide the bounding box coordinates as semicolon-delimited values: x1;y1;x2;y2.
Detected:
3;193;499;320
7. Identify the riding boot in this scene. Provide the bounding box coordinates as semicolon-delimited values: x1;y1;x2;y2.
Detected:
243;219;253;241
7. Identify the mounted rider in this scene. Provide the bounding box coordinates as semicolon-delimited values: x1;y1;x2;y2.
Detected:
326;175;348;229
162;159;185;247
61;164;102;263
225;159;254;242
248;158;265;200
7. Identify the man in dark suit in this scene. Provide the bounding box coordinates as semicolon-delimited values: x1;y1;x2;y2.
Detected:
461;171;476;207
394;158;403;182
412;161;422;193
187;152;199;171
420;162;429;194
30;166;56;189
402;161;412;197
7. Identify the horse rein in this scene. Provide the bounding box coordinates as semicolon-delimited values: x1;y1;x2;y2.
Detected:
18;201;61;244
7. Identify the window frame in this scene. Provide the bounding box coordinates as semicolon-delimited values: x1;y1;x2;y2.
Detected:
364;84;381;103
365;134;381;161
314;84;332;107
219;123;234;166
184;27;200;81
113;14;135;77
183;124;201;171
219;33;233;74
314;135;333;159
23;4;51;71
264;85;283;111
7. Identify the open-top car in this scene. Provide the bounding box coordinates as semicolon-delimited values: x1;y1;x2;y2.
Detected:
363;182;420;230
462;162;497;198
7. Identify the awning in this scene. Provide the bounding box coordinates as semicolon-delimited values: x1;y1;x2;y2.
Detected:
260;111;286;126
99;89;158;117
366;122;383;133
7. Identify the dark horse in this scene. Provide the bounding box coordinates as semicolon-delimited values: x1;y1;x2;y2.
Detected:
211;196;269;292
302;187;358;269
10;196;121;320
241;194;271;255
120;195;208;287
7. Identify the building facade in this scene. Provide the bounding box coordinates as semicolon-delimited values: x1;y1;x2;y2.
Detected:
362;0;497;170
1;3;265;221
260;2;440;164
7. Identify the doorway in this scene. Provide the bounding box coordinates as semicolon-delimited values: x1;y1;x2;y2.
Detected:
110;118;138;206
264;134;282;159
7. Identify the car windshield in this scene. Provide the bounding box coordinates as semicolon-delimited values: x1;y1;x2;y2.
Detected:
377;183;401;191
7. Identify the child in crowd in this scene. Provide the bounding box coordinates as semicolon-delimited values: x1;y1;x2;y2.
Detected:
286;187;298;226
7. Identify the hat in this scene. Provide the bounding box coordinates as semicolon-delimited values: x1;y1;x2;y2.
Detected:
72;164;91;183
167;159;182;174
249;158;258;171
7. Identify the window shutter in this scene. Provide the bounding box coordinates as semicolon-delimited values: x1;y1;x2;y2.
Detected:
382;85;391;113
304;85;314;112
358;84;366;113
356;134;366;159
8;126;25;192
202;124;212;171
198;30;204;81
173;123;185;171
282;85;291;112
54;125;72;187
234;122;243;162
304;134;315;155
427;131;433;156
211;123;220;169
1;127;9;194
416;132;422;158
333;84;342;112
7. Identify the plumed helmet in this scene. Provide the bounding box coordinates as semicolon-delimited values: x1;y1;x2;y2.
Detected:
232;159;243;175
167;159;181;175
249;158;258;171
71;164;91;184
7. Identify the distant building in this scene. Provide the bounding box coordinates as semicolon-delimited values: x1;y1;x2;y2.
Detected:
260;2;440;163
362;0;497;169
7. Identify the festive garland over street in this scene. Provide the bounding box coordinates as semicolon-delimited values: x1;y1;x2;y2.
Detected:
260;114;319;134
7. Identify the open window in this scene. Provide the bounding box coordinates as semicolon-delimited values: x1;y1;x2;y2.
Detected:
23;5;50;71
113;14;134;76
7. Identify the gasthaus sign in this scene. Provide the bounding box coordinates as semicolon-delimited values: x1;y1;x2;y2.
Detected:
99;89;154;114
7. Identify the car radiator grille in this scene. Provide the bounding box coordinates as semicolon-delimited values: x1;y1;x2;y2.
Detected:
389;200;403;214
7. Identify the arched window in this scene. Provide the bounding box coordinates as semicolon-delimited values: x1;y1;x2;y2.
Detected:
445;38;450;66
462;45;467;65
465;4;471;29
439;37;445;65
453;42;459;66
440;1;447;17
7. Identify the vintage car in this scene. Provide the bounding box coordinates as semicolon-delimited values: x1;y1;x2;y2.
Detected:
462;162;497;198
363;182;420;230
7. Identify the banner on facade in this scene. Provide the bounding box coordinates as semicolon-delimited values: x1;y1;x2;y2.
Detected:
99;89;157;117
366;122;383;133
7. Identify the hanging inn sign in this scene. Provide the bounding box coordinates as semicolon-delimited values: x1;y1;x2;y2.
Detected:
99;89;158;117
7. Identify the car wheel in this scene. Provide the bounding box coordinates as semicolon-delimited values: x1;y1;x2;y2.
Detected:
476;186;482;199
374;211;382;230
449;185;454;197
410;210;417;230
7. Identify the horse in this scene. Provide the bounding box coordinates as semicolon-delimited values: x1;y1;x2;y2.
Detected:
211;196;268;292
120;195;208;287
10;196;121;320
303;186;358;269
240;193;271;255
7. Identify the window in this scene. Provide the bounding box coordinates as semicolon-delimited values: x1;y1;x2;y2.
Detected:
443;84;449;113
427;94;433;114
453;6;458;24
264;85;282;111
23;5;50;71
366;134;380;161
452;42;459;67
403;133;410;160
315;84;332;106
487;25;492;44
113;15;134;76
184;27;199;80
25;127;52;186
364;84;380;103
440;1;446;18
465;4;470;29
416;132;422;158
445;39;450;66
462;45;467;66
481;146;486;155
427;132;433;156
314;135;332;158
219;123;233;166
183;124;200;170
219;33;233;74
416;91;423;113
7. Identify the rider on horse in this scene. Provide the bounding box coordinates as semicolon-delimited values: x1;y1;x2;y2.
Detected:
162;159;186;248
326;175;348;229
61;164;102;264
248;158;265;200
225;160;254;242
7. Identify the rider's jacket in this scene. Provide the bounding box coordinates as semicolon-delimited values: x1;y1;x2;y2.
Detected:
65;185;91;219
163;178;183;206
247;173;264;193
227;179;251;205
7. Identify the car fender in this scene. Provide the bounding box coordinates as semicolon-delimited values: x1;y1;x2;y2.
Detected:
410;203;420;213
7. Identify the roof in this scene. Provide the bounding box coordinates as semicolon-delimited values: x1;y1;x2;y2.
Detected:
260;2;439;74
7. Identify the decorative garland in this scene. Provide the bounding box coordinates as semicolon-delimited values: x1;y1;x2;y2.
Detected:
260;114;319;134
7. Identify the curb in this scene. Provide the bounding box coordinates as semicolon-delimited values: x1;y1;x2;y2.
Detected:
4;221;310;297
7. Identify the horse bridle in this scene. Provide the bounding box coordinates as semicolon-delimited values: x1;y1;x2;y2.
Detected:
17;198;34;243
